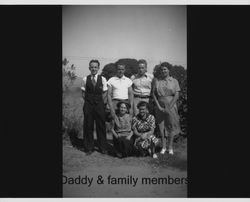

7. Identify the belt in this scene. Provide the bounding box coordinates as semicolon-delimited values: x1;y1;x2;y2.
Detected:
134;94;151;98
112;98;129;102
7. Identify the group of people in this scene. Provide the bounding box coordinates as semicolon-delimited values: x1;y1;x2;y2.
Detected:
81;59;181;159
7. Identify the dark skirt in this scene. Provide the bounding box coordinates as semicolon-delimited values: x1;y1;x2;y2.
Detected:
113;136;135;157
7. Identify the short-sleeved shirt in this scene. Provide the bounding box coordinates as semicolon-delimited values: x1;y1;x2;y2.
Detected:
81;74;108;91
107;76;132;100
114;113;132;135
132;113;156;133
155;76;180;97
131;72;154;96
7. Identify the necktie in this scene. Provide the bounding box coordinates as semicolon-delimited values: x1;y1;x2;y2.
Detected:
92;76;96;87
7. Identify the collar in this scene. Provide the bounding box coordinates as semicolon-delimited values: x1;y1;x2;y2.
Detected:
115;75;126;80
135;72;148;78
137;113;150;121
162;76;173;81
90;74;98;79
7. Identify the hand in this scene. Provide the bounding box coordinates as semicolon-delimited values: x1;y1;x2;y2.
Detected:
114;133;121;138
112;133;118;139
169;102;174;109
111;109;116;118
164;106;171;113
141;133;148;140
129;108;133;116
159;107;165;113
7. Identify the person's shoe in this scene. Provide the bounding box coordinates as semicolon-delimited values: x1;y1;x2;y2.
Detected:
86;150;94;155
160;148;167;154
100;149;108;155
116;152;123;158
148;148;152;155
153;153;158;159
140;150;147;157
169;149;174;155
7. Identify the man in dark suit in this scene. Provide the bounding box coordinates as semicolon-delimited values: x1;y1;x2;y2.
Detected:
81;59;108;155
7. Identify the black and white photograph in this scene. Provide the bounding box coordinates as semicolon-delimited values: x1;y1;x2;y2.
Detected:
62;5;187;197
1;3;250;201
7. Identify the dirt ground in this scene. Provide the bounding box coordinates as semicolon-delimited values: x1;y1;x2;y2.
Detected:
63;133;187;197
63;86;187;197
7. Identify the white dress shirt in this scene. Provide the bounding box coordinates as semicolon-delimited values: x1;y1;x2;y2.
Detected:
107;75;132;99
81;74;108;91
131;72;154;96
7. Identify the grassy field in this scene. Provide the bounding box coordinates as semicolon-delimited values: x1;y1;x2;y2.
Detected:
63;84;187;197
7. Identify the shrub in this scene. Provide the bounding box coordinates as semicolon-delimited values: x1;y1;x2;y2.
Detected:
62;58;81;139
101;58;138;79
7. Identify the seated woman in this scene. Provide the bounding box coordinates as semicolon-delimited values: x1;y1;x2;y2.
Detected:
132;101;160;159
111;101;134;158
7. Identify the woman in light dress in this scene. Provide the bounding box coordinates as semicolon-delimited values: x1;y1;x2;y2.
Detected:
152;63;181;155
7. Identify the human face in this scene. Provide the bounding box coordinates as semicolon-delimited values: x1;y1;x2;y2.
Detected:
119;103;127;115
89;62;100;76
161;66;170;78
138;105;148;118
138;63;147;76
116;65;125;78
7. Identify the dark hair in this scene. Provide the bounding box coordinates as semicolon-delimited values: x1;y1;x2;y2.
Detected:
116;101;131;110
137;101;149;109
116;62;126;69
160;62;170;70
89;59;100;67
138;59;147;67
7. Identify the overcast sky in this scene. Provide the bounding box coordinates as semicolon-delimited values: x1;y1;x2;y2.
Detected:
63;5;186;77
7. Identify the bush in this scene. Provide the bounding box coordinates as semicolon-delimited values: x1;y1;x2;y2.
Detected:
62;58;81;139
101;58;138;80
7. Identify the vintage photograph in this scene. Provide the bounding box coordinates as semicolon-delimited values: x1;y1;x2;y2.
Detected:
62;5;187;197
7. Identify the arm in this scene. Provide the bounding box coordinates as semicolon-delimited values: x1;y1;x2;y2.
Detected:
81;77;86;105
142;115;155;139
131;117;140;137
152;80;164;112
102;90;108;105
102;76;108;104
141;128;154;139
128;86;133;115
132;126;141;138
81;90;85;106
107;85;115;118
110;120;119;138
169;79;181;109
126;116;134;140
169;91;179;109
81;90;85;100
125;131;133;140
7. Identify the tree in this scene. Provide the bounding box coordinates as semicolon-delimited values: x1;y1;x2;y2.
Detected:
101;58;139;79
63;58;77;94
62;58;78;138
101;63;116;80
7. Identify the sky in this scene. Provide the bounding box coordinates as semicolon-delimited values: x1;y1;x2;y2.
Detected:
63;5;186;77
